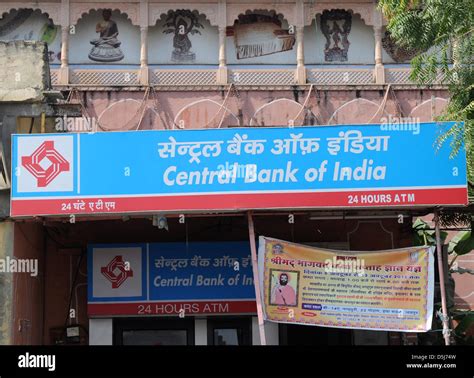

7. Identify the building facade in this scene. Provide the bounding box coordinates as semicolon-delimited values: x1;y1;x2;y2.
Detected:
0;0;469;347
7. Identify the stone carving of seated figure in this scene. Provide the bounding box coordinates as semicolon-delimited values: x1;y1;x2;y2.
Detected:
89;9;124;62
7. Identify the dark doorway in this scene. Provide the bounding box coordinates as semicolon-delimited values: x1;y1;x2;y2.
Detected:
114;317;195;346
207;317;252;346
280;324;353;345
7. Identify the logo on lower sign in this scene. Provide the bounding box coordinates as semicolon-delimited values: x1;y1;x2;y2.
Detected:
21;140;70;187
101;255;133;288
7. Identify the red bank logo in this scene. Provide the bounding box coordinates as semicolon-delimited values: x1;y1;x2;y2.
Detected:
21;141;70;187
101;255;133;289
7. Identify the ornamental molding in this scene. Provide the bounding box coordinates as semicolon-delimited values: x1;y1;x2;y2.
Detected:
70;2;140;26
305;2;375;26
226;4;296;27
149;3;218;27
0;2;61;25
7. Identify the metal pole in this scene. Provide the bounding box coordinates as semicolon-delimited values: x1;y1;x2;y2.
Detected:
434;210;451;345
247;211;267;345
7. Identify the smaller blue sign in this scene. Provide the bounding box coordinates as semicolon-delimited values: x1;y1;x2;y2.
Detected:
87;242;255;304
149;242;255;301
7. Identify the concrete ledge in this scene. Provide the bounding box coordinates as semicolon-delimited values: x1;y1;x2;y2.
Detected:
0;40;51;102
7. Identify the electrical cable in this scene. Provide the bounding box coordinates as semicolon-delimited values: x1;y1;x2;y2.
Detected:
63;250;84;331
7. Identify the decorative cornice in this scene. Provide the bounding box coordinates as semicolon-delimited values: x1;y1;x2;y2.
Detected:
70;2;140;26
0;1;386;28
226;5;296;27
305;3;375;26
149;4;218;27
0;2;61;25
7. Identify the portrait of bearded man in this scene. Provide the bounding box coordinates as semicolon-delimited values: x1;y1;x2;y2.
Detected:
271;272;297;306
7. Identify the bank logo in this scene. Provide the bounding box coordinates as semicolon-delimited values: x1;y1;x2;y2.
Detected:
21;141;70;187
91;246;144;300
16;135;74;193
101;255;133;288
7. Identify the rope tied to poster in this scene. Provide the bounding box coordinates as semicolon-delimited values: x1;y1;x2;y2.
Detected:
436;309;448;321
436;310;452;336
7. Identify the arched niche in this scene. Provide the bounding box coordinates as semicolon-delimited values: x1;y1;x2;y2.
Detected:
148;10;218;65
227;4;296;27
304;10;375;65
0;8;61;64
69;9;140;65
0;3;61;25
304;3;376;27
227;10;296;65
70;3;139;27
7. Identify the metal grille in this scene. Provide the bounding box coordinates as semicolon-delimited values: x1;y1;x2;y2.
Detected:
307;69;374;85
50;69;59;86
228;70;295;85
386;69;412;84
69;70;139;86
151;70;217;86
386;68;446;84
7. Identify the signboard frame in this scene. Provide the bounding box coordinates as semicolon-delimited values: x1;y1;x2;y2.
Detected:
10;122;468;217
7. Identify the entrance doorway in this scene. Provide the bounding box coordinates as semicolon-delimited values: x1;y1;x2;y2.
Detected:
114;318;195;345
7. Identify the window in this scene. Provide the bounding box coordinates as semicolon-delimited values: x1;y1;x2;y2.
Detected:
114;318;194;346
207;317;251;346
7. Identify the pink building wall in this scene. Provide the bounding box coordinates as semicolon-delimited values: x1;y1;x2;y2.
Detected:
75;89;450;131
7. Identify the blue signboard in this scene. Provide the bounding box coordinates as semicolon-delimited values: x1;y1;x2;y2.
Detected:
87;242;256;316
11;122;467;216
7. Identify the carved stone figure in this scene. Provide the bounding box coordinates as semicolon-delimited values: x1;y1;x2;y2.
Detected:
163;10;204;63
320;10;352;62
89;9;124;62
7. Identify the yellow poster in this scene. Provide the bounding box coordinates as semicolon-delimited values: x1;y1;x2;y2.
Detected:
258;236;434;332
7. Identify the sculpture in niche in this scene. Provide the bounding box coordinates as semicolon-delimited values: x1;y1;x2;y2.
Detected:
89;9;124;62
382;31;424;62
320;9;352;62
163;10;204;63
229;13;295;59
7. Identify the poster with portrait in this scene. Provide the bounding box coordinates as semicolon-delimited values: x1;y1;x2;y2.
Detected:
269;269;299;307
258;236;435;332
